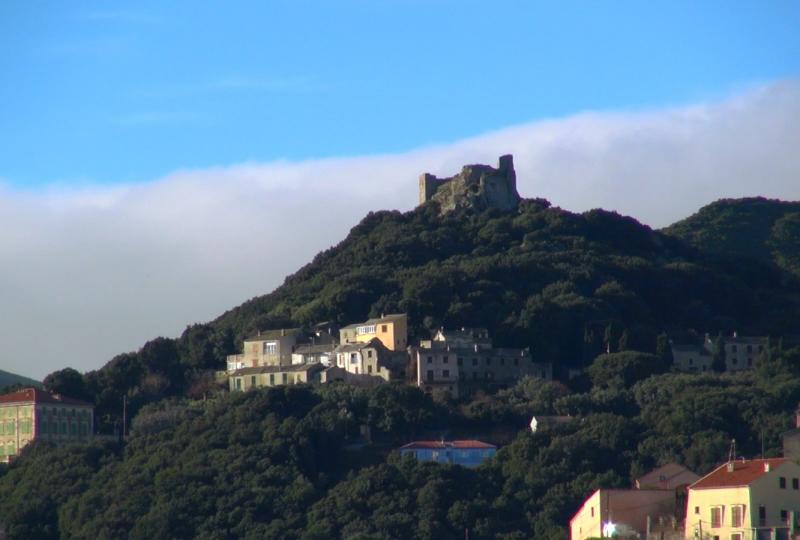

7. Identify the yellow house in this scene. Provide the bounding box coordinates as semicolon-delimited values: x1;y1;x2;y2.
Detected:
339;314;408;351
0;388;94;463
685;458;800;540
570;488;676;540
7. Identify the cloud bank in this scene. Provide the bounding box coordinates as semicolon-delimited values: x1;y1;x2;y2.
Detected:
1;80;799;379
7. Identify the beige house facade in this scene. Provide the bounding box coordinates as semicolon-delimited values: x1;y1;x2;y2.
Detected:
229;363;324;391
339;314;408;351
0;388;94;463
570;488;677;540
226;328;302;371
685;458;800;540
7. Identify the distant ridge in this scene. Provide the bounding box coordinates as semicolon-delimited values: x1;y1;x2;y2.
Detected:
664;197;800;277
0;368;40;391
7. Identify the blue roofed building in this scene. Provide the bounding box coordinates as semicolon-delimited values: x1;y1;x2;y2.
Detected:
399;439;496;467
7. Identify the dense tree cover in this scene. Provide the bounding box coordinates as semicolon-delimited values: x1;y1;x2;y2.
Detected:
42;198;800;432
664;197;800;277
5;345;800;539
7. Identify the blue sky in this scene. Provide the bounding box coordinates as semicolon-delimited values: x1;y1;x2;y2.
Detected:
2;1;800;379
1;0;799;187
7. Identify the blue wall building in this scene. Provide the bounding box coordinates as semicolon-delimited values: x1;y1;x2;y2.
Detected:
399;439;496;467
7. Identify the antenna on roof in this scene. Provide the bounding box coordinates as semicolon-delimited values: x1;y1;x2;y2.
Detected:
728;439;736;463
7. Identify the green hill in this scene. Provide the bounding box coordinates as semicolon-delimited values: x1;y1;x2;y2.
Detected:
664;197;800;276
42;197;800;433
0;369;40;391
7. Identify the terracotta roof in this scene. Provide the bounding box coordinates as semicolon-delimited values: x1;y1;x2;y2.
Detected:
0;387;93;407
690;458;786;490
637;463;699;486
400;440;496;450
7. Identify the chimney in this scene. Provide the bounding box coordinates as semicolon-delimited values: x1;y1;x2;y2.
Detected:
733;330;738;338
727;462;735;472
281;329;286;337
764;462;771;472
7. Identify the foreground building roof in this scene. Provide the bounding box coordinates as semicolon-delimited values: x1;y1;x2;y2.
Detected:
690;458;786;489
400;440;496;450
0;387;93;407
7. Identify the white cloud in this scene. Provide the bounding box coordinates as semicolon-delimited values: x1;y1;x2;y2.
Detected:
1;80;798;380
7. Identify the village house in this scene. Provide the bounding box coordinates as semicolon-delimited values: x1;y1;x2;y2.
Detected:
570;488;679;540
0;387;94;463
672;333;769;373
339;313;408;351
410;327;552;398
228;363;325;391
399;439;496;467
685;458;800;540
334;338;408;382
226;328;303;371
570;463;698;540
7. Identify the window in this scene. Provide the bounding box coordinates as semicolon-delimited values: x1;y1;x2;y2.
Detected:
457;357;463;366
591;507;594;517
695;506;700;515
264;342;278;354
367;350;373;358
357;324;376;335
747;345;753;353
442;356;448;364
730;534;742;540
781;510;789;524
731;505;744;527
758;505;766;527
443;370;450;378
711;506;723;528
381;324;388;333
427;356;433;364
269;374;275;385
250;375;256;387
427;370;434;382
780;477;787;489
235;378;242;390
350;353;358;364
513;358;519;366
367;366;372;374
793;478;799;490
731;345;738;352
282;373;288;384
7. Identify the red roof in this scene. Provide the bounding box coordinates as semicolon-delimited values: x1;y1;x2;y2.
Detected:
400;440;496;450
690;458;786;490
0;388;93;407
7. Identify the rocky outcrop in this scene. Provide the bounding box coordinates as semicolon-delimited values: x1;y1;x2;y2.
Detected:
418;155;520;214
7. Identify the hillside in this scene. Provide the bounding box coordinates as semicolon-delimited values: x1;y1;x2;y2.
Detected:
0;369;39;391
42;197;800;431
664;197;800;276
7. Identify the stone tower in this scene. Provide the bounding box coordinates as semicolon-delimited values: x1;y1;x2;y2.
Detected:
418;155;520;214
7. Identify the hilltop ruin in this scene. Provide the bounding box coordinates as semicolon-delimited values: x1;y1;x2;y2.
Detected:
418;154;521;214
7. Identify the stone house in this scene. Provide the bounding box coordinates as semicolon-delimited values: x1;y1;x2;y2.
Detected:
334;338;408;382
672;333;769;373
228;363;325;391
226;328;302;371
411;327;552;398
0;387;94;463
